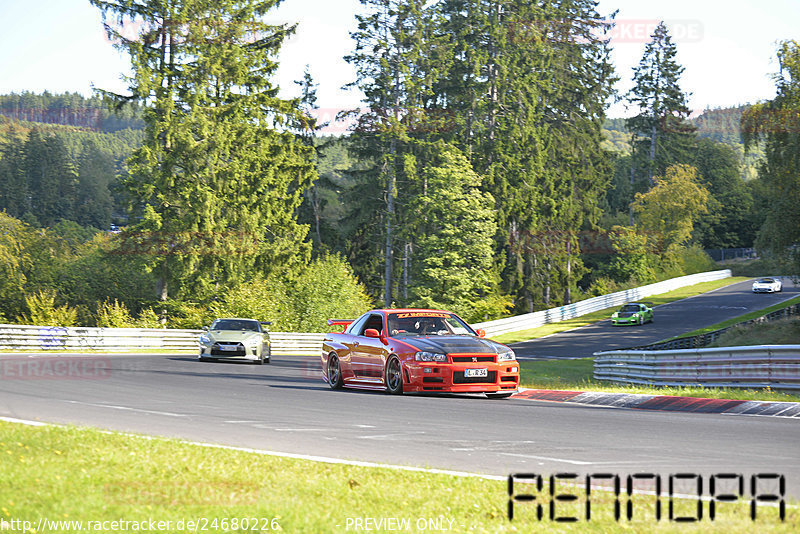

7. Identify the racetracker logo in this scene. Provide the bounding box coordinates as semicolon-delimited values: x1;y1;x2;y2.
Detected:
0;357;112;380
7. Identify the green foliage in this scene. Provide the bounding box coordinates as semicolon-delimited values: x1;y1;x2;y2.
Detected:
209;255;372;332
19;290;78;327
692;138;756;248
92;0;315;301
743;40;800;277
405;145;510;321
0;212;29;318
633;164;710;254
604;225;658;284
135;307;162;329
95;299;135;328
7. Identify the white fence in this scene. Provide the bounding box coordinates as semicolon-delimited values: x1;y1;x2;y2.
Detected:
472;269;732;337
593;345;800;390
0;325;325;357
0;324;200;352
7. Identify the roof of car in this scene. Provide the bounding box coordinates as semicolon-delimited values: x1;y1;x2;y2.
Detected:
367;308;456;315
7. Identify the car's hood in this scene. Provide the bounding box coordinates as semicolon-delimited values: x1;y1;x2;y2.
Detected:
207;331;262;342
753;282;775;287
397;335;508;354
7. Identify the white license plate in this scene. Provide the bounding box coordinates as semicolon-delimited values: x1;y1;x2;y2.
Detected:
219;345;238;351
464;368;488;378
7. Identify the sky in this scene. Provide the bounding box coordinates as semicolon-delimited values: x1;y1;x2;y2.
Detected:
0;0;798;124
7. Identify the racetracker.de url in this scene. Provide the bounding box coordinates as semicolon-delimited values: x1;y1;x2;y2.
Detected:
0;517;281;532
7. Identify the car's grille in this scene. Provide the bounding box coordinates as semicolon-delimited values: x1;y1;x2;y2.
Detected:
452;371;497;384
451;355;495;363
211;342;246;356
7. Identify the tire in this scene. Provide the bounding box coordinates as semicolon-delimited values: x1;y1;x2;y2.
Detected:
486;392;515;399
264;356;271;364
385;356;404;395
327;353;343;390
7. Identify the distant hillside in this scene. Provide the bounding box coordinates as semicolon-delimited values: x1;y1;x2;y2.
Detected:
692;105;749;146
0;91;143;132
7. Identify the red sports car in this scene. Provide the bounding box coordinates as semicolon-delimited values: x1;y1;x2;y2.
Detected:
321;309;520;398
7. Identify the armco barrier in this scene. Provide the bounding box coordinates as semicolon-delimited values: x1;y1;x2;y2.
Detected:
622;303;800;352
0;325;325;357
473;269;732;337
593;345;800;390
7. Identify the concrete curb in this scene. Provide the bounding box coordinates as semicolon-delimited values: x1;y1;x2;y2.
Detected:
512;389;800;418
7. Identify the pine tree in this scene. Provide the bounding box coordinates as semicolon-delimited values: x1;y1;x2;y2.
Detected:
626;21;696;217
91;0;315;300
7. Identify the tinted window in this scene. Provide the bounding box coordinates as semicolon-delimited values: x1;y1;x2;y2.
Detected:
211;319;261;332
346;314;369;335
387;312;474;337
360;314;384;335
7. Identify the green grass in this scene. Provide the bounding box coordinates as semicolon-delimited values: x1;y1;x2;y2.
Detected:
520;358;800;403
494;277;750;345
708;317;800;347
663;295;800;341
1;421;796;533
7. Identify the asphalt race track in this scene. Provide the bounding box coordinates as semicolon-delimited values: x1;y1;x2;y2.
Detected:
513;278;799;359
1;278;799;496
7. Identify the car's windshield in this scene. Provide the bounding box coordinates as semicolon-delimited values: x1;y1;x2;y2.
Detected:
620;305;641;313
386;312;475;337
757;278;775;283
211;319;260;332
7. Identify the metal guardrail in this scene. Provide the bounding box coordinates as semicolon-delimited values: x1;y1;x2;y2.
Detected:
624;303;800;352
593;345;800;390
473;270;732;337
0;325;325;357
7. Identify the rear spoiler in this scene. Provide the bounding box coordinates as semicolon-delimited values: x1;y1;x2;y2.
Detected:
327;318;354;332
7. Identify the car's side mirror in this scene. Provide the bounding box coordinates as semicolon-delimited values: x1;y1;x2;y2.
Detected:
476;328;486;338
202;326;209;332
364;328;381;338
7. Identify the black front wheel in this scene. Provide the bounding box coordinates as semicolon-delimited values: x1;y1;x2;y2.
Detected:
327;353;343;389
385;356;403;395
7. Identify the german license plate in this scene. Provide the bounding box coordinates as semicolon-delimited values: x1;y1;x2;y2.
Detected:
219;345;238;351
464;368;488;378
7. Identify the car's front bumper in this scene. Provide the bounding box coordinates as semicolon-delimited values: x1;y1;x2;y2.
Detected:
403;361;520;393
612;316;640;325
752;287;778;293
199;344;263;362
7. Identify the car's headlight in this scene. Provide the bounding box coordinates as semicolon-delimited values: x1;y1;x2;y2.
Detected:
612;312;618;318
199;335;211;345
415;351;447;362
498;349;516;362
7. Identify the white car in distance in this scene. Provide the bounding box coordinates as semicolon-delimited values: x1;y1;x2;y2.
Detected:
751;277;782;293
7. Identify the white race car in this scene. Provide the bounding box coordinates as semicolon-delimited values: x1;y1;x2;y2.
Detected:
752;277;782;293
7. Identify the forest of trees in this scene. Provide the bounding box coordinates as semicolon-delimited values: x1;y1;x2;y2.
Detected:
0;0;796;330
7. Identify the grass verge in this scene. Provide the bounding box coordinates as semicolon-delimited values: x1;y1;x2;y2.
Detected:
663;295;800;341
0;421;796;533
520;358;800;403
494;277;751;345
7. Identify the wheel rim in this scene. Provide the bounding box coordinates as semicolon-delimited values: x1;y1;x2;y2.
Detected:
328;355;340;384
387;359;401;391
